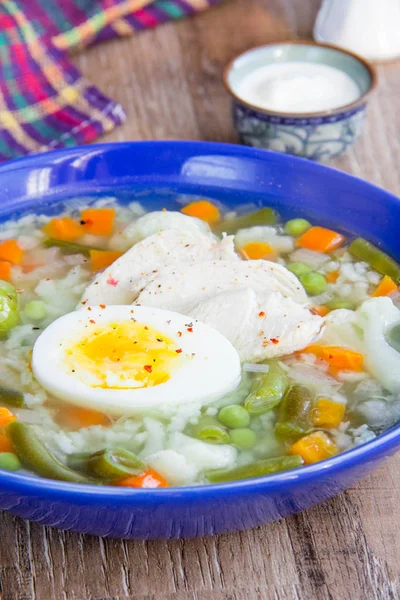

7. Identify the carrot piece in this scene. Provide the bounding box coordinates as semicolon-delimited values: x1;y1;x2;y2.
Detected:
325;270;340;284
0;407;16;427
289;431;338;464
116;469;168;488
240;241;276;260
43;217;83;241
0;261;11;281
0;240;23;265
0;433;13;453
311;305;329;317
181;200;220;225
89;249;122;271
303;344;364;374
372;275;398;297
296;226;345;253
54;406;111;431
312;398;346;428
81;208;115;236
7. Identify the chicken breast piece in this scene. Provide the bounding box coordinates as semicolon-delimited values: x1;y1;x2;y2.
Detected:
135;259;308;313
80;229;238;306
109;211;211;251
189;288;323;361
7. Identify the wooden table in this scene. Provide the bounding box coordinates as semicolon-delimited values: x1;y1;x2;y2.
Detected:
1;1;400;598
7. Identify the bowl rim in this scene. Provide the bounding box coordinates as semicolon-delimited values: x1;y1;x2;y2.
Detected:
0;139;398;502
222;39;378;119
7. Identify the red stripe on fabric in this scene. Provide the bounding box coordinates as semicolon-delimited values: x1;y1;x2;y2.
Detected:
133;8;160;28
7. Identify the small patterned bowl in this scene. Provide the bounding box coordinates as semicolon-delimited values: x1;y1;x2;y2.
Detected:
223;41;377;162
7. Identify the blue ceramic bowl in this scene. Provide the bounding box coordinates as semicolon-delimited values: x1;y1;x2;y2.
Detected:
223;41;377;162
0;141;399;540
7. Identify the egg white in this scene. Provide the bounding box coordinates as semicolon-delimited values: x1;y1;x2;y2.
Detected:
32;305;242;417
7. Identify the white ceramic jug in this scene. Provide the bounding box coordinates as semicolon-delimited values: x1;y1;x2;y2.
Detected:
314;0;400;61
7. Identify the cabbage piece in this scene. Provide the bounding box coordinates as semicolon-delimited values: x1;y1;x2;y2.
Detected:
322;298;400;393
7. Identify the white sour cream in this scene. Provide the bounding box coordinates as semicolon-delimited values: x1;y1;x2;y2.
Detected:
236;62;361;114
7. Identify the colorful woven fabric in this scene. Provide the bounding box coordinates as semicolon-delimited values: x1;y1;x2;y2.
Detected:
0;0;221;162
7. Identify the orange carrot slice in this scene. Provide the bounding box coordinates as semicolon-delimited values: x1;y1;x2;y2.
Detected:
371;275;398;297
312;398;346;428
89;250;122;271
325;270;340;284
0;433;13;453
0;261;11;281
303;344;364;374
240;241;276;260
81;208;115;236
311;305;329;317
289;431;338;464
55;406;111;431
43;217;83;241
0;407;16;428
116;469;168;488
181;200;220;225
0;240;23;265
296;226;344;253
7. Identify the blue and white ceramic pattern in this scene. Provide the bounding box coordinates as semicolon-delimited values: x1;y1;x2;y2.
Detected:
224;42;377;162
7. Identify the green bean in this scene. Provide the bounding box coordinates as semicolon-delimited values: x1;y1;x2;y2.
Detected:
284;219;311;237
218;405;250;429
0;282;19;335
43;238;103;256
205;455;303;483
349;238;400;283
0;385;24;408
0;452;21;472
7;421;97;484
387;322;400;353
190;415;230;444
299;271;327;296
287;262;312;278
229;428;257;450
325;298;355;311
213;208;277;235
275;384;313;441
244;362;288;415
68;448;145;480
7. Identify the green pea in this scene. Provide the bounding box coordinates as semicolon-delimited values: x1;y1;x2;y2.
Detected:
218;405;250;429
287;262;312;278
0;282;19;335
299;271;327;296
229;428;257;449
24;300;47;321
284;219;312;237
0;452;21;472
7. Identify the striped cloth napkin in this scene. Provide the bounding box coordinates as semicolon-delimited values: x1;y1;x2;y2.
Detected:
0;0;220;162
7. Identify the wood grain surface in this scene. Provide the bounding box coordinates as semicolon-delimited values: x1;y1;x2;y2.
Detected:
1;1;400;599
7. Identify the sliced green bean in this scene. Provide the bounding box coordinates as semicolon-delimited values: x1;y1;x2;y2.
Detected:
349;238;400;283
325;298;355;311
275;384;313;441
245;362;288;415
205;455;303;483
189;416;230;444
0;385;24;408
7;421;97;484
0;452;21;472
69;448;145;480
43;238;103;256
213;208;277;235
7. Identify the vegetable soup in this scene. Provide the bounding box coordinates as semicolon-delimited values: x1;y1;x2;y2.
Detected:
0;197;399;487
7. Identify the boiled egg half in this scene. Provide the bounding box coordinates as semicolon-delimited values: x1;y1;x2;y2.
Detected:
32;305;241;416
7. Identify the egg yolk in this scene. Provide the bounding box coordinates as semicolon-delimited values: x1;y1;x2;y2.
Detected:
64;321;183;389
